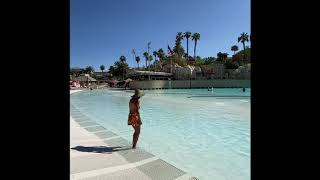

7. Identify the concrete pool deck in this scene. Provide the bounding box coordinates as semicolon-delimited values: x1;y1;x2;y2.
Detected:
70;90;198;180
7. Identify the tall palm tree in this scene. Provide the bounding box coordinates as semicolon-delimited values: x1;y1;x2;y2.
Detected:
153;51;158;61
100;65;105;73
135;56;140;69
175;32;184;58
148;55;153;71
114;61;129;80
154;60;159;71
217;52;223;62
85;66;94;75
119;55;126;63
238;32;249;58
231;45;239;55
157;48;165;68
147;42;151;54
222;53;228;63
157;48;164;61
132;49;137;67
119;56;126;79
132;49;136;57
108;65;115;77
191;33;200;59
147;42;151;70
184;31;192;60
176;32;184;41
153;51;158;72
143;52;149;70
100;65;105;79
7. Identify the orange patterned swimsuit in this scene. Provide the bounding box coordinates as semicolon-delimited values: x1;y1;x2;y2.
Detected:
128;98;142;126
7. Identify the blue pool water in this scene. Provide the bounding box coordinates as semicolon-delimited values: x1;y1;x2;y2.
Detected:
71;88;250;180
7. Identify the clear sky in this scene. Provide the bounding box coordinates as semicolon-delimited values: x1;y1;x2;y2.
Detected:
70;0;250;71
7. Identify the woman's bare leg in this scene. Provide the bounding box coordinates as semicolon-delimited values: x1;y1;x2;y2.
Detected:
132;125;141;149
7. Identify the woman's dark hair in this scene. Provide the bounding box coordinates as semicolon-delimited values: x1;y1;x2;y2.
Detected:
131;96;140;99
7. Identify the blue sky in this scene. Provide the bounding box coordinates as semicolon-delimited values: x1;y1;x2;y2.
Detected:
70;0;250;71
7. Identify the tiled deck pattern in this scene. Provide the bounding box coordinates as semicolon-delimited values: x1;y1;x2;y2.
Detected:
70;94;198;180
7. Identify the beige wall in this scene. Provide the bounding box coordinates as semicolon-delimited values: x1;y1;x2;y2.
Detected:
129;80;250;89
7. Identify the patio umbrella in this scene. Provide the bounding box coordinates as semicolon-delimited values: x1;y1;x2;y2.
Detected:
110;80;119;83
124;78;133;82
109;80;119;86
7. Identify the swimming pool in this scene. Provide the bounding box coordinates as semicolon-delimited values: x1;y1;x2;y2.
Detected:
70;88;250;180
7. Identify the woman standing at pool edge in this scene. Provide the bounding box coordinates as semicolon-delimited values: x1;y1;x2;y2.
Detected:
128;89;144;149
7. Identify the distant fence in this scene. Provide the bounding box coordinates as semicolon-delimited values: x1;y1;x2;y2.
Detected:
129;79;250;90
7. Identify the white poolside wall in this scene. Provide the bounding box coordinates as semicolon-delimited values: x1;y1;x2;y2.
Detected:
129;80;250;90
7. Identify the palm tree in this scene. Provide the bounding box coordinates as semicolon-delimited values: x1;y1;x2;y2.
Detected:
132;49;137;67
176;32;184;41
143;52;149;71
100;65;105;79
238;32;249;59
108;65;115;77
147;42;151;54
191;33;200;59
222;53;228;63
132;49;136;57
175;32;184;58
153;51;158;61
154;60;159;71
119;55;126;63
157;48;165;68
153;51;158;72
184;31;192;60
85;66;95;75
153;51;158;60
217;52;223;62
100;65;105;73
135;56;140;69
231;45;239;55
157;48;165;61
148;55;153;71
113;61;129;80
119;56;126;79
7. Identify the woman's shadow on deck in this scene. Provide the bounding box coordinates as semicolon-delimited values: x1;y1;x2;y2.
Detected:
71;146;131;154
